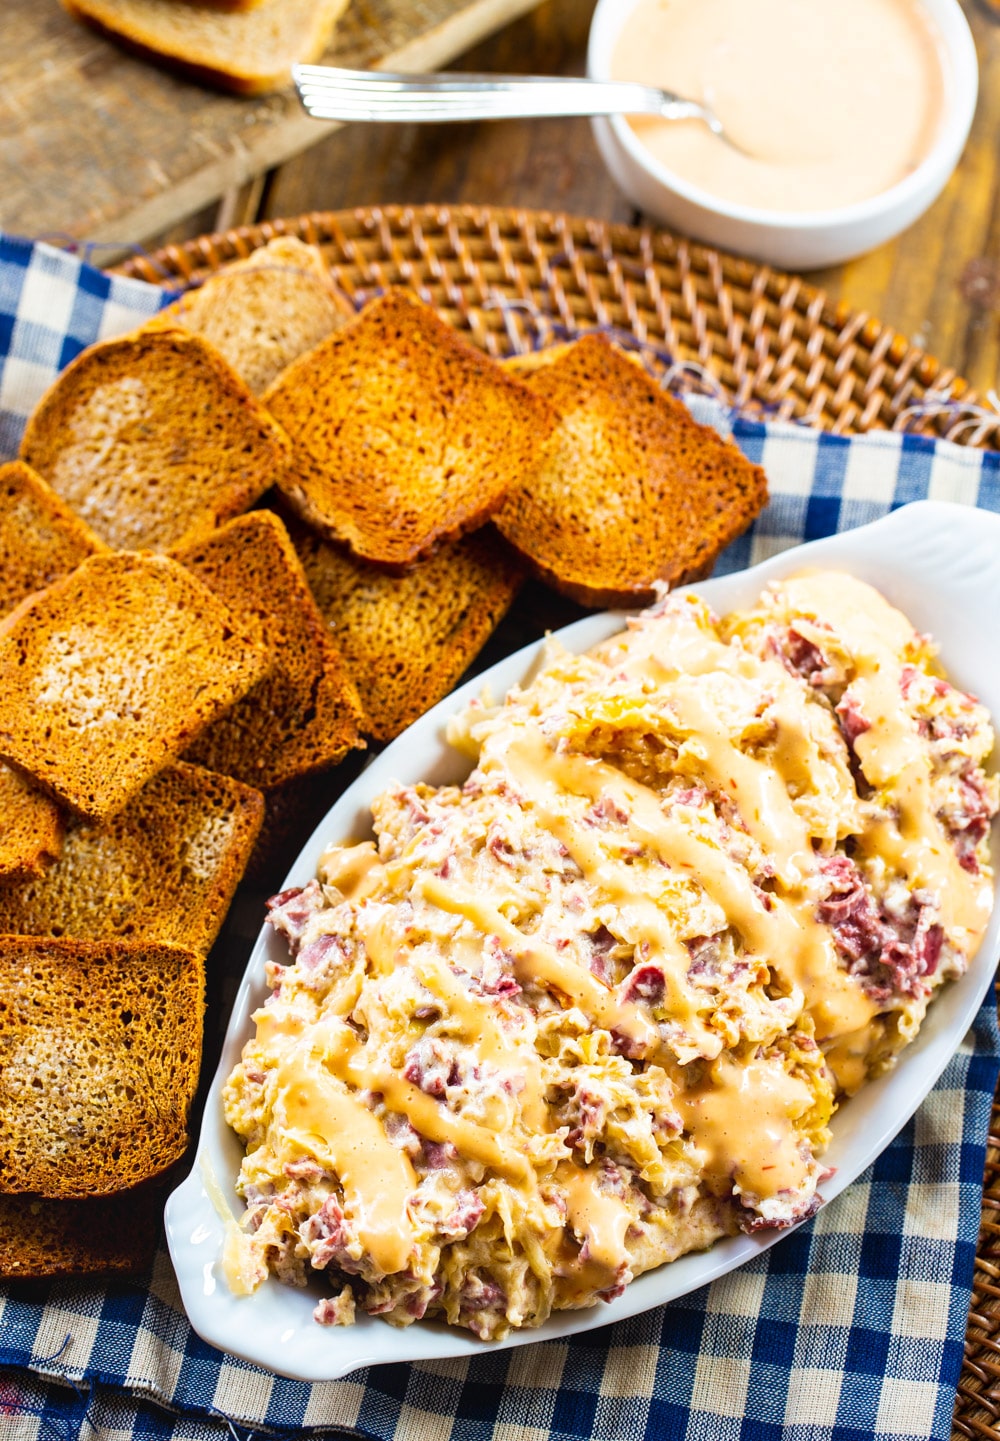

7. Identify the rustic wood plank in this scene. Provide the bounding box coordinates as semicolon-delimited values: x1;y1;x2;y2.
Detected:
0;0;546;253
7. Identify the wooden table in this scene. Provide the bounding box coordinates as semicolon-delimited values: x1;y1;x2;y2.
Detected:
130;0;1000;403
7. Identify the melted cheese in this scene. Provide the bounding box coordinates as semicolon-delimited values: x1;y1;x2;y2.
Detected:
676;1052;816;1200
272;1051;416;1275
558;1161;632;1274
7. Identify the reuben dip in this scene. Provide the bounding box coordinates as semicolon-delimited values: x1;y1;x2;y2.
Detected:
223;573;996;1339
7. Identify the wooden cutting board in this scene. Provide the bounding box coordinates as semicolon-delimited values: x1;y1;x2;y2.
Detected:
0;0;544;252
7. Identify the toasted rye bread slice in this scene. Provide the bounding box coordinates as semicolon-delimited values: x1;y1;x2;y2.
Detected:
0;552;270;821
284;508;524;741
0;1186;161;1279
0;936;204;1198
20;328;288;553
495;333;770;607
175;511;365;786
0;460;108;619
60;0;350;95
265;290;556;569
145;238;353;396
0;761;262;953
0;764;64;881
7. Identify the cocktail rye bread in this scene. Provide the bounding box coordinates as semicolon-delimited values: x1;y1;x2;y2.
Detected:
0;936;204;1198
146;237;352;395
0;460;107;618
495;332;769;606
21;327;287;553
0;552;270;821
176;510;366;785
0;761;263;953
265;290;556;569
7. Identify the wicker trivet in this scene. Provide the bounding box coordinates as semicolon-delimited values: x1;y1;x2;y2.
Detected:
114;203;1000;1438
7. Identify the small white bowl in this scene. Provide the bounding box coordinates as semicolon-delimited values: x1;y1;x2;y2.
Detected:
587;0;978;270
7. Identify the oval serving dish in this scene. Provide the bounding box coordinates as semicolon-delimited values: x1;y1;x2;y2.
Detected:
166;499;1000;1382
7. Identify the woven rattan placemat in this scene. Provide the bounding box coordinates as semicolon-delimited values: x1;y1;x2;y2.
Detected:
115;203;1000;1439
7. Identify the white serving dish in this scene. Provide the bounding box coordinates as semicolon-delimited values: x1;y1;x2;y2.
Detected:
586;0;978;270
166;500;1000;1382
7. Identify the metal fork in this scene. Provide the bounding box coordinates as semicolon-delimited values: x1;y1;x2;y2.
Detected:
292;65;740;146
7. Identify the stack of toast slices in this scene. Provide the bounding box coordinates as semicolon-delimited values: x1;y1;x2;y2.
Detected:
0;233;768;1280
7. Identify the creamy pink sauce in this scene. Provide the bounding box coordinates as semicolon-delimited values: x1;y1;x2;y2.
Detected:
610;0;946;212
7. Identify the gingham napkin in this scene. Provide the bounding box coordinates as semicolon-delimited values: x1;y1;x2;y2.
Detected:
0;234;998;1441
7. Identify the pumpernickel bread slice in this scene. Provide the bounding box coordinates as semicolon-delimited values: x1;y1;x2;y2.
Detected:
60;0;350;95
495;333;769;606
175;511;365;785
0;460;108;618
286;510;524;741
265;289;556;569
0;762;262;953
0;552;270;821
0;936;204;1198
145;237;352;395
20;327;287;553
0;765;64;881
0;1187;161;1279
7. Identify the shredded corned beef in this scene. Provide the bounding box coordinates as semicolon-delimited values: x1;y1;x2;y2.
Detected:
686;934;724;977
620;962;666;1004
783;627;827;684
296;933;347;975
302;1194;354;1270
952;766;995;843
835;692;870;746
476;935;522;996
403;1037;458;1097
266;880;325;951
816;854;942;1000
440;1190;485;1239
586;924;619;988
586;792;630;827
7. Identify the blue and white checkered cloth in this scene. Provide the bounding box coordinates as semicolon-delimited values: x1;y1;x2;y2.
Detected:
0;233;998;1441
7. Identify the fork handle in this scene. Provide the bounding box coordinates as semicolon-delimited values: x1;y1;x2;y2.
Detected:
292;67;705;124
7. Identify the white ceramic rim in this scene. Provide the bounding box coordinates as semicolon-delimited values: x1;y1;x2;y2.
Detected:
166;500;1000;1382
586;0;979;230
